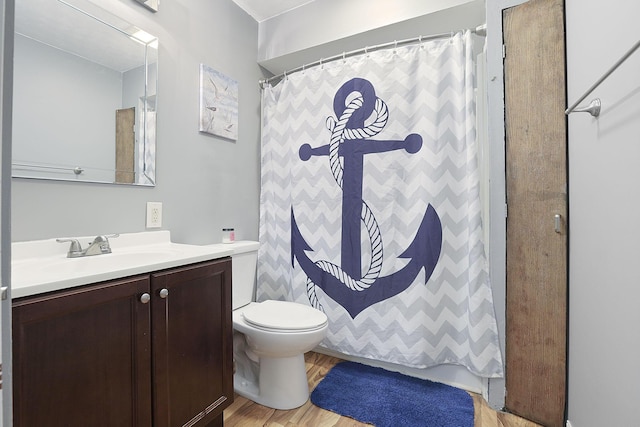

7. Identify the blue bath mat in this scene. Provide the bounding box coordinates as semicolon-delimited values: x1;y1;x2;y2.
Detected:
310;361;474;427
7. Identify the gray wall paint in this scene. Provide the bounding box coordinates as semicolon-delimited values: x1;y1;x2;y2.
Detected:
258;0;484;76
259;0;477;66
13;34;120;182
11;0;265;244
485;0;527;410
566;0;640;425
1;0;13;422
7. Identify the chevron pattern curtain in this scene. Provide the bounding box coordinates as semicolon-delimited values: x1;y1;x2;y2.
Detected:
258;31;503;378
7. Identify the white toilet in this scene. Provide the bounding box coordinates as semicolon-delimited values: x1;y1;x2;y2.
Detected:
230;241;328;410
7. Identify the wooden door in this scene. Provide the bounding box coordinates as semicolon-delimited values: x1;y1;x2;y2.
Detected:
115;107;135;184
151;259;233;427
12;276;153;427
503;0;567;426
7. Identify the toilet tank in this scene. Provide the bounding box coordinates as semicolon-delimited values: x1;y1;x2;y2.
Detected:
230;240;260;310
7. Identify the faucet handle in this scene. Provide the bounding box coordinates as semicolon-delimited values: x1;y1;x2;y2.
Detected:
93;233;119;242
90;234;119;254
56;238;83;257
95;233;119;244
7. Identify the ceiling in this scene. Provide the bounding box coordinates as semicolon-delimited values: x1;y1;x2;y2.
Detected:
232;0;316;22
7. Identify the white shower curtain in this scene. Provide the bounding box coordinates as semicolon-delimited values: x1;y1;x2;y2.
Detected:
258;31;503;378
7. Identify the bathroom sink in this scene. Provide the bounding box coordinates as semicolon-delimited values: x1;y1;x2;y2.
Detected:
11;230;234;298
18;248;184;274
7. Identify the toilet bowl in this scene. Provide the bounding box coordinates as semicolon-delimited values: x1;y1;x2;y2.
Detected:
233;300;328;409
229;241;328;410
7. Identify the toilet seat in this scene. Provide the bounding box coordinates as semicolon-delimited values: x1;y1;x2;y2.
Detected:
242;300;327;332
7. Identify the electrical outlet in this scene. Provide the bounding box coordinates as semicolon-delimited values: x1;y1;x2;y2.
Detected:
146;202;162;228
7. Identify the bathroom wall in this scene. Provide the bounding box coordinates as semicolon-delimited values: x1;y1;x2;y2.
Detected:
13;35;121;182
1;0;13;422
566;0;640;425
11;0;265;244
258;0;485;75
259;0;479;67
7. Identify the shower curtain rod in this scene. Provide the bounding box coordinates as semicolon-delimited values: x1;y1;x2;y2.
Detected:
259;24;487;88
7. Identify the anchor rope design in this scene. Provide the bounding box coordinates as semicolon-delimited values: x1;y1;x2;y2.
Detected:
306;278;323;312
309;95;388;293
294;77;439;318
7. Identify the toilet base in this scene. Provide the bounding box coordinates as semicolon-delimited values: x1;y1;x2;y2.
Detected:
234;353;310;410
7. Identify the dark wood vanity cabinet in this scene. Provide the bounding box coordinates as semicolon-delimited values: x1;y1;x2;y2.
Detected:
13;258;233;427
13;274;153;426
151;259;234;427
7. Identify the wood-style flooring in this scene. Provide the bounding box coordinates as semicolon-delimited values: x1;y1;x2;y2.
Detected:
224;352;542;427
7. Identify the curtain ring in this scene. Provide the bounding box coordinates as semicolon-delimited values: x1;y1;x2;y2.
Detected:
419;35;424;49
320;58;323;69
342;52;346;63
394;40;397;54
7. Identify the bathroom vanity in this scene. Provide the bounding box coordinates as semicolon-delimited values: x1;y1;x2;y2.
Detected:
11;231;234;427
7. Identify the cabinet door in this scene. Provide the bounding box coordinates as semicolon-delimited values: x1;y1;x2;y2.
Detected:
151;258;233;427
13;275;152;427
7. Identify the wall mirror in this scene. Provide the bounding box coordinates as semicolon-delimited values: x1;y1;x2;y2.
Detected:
12;0;158;186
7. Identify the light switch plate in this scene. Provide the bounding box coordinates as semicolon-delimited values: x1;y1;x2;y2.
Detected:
146;202;162;228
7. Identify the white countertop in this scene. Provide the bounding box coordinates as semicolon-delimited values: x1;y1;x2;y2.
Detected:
11;230;237;299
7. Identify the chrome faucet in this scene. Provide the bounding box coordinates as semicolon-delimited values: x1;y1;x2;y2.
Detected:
57;234;119;258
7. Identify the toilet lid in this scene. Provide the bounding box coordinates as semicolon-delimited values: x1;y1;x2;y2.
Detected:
242;300;327;331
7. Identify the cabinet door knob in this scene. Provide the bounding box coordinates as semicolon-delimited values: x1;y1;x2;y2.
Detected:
159;288;169;299
140;293;151;304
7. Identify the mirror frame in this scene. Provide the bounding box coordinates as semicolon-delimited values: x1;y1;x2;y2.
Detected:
134;0;158;13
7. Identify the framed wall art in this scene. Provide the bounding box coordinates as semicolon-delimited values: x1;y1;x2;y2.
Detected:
199;64;238;140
